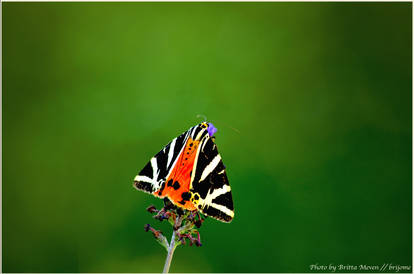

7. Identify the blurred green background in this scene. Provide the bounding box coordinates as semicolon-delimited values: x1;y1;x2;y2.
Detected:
3;2;412;273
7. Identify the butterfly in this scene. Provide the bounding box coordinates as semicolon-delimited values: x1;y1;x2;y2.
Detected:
133;122;234;222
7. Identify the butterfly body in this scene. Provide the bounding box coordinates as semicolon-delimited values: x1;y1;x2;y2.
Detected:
134;122;234;222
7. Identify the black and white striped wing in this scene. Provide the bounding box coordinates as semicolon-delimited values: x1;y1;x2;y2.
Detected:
133;129;191;194
191;137;234;222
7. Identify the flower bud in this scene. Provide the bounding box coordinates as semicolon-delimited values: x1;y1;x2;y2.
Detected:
195;220;202;228
146;205;157;213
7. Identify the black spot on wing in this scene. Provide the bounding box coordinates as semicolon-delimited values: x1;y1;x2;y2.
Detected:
172;181;181;190
212;191;234;211
181;192;191;201
158;181;166;196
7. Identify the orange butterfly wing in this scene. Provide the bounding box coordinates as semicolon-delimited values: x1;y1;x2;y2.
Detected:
155;137;199;210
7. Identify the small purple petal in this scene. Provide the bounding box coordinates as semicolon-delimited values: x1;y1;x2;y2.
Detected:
207;123;217;137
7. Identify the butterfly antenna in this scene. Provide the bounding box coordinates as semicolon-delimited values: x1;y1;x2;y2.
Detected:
227;125;241;134
196;114;208;122
208;119;241;135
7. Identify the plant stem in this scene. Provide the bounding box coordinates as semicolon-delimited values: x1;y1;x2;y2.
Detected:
162;215;183;273
162;230;176;273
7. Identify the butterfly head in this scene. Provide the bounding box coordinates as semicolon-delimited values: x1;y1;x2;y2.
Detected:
207;122;217;137
199;122;217;137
